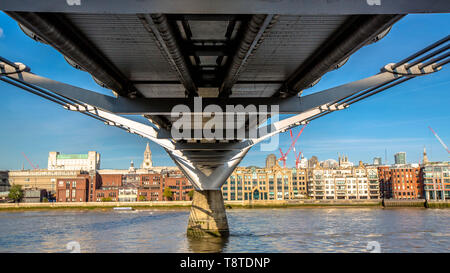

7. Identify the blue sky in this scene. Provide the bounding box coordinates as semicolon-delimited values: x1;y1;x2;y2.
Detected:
0;13;449;170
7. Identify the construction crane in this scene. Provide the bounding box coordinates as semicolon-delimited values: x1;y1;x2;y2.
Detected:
428;126;450;154
290;130;303;168
278;125;307;167
293;147;303;169
21;152;38;169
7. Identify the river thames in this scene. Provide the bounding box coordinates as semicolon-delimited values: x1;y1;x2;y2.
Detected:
0;208;448;253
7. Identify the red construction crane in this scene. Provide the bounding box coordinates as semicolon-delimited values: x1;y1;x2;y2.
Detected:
278;124;307;167
278;148;287;168
290;129;303;168
21;152;38;170
293;146;303;168
428;126;450;154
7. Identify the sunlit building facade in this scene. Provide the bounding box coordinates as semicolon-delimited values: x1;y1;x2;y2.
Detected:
378;164;423;199
221;166;308;201
8;169;85;195
48;151;100;171
422;162;450;200
308;162;380;200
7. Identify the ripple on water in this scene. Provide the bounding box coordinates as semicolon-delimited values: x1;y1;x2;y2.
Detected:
0;208;448;252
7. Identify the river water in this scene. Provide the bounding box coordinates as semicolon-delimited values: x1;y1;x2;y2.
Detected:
0;208;448;253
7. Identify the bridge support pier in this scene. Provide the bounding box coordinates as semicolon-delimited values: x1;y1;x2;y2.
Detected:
187;190;229;237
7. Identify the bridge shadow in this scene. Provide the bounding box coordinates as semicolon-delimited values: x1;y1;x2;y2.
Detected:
187;236;229;253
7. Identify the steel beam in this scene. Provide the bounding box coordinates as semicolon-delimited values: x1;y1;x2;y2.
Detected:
5;12;138;98
0;64;399;115
219;14;278;97
1;0;449;14
139;14;198;97
174;142;249;151
275;14;404;97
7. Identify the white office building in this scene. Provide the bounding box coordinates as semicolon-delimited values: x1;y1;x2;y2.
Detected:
308;162;379;200
48;151;100;171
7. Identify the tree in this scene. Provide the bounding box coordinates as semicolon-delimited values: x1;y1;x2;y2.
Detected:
163;187;173;201
139;195;147;201
8;185;23;203
188;190;195;200
101;197;112;202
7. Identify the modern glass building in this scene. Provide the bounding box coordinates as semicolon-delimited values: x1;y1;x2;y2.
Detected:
394;152;406;165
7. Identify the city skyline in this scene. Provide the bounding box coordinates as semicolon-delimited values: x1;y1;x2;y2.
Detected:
0;13;449;170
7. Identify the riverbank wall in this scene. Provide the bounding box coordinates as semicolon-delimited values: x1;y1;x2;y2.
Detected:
0;199;448;210
382;199;426;208
425;200;450;208
225;199;382;208
0;201;192;210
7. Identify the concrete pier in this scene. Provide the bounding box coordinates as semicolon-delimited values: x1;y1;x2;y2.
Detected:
187;190;229;237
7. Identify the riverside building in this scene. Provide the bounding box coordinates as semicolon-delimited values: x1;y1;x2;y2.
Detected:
377;164;423;199
221;165;308;201
8;169;86;196
0;171;9;192
56;163;190;202
56;174;91;202
6;151;101;198
308;161;380;200
422;161;450;200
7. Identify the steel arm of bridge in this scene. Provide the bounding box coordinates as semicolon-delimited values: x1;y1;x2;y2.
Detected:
0;53;445;139
0;62;434;117
0;64;405;116
1;35;448;190
2;36;450;117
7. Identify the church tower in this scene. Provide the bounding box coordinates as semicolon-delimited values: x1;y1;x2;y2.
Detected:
141;142;153;169
423;146;429;164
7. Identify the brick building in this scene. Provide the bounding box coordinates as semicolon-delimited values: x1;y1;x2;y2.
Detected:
94;173;122;201
377;164;423;199
8;169;85;198
138;173;163;201
84;169;193;202
163;172;193;201
56;175;90;202
378;166;391;199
